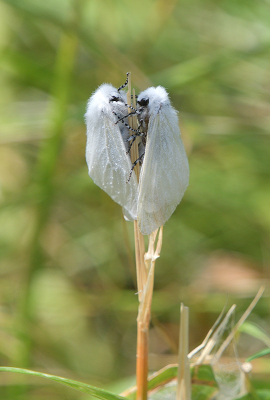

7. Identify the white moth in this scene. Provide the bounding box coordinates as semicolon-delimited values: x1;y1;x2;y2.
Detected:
135;86;189;235
85;83;189;236
85;83;138;220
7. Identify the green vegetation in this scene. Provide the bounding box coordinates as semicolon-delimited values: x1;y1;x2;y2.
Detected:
0;0;270;398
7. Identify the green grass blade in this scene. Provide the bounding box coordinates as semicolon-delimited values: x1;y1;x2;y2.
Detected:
123;365;178;400
0;367;126;400
239;322;270;347
246;348;270;362
124;364;219;400
148;364;178;390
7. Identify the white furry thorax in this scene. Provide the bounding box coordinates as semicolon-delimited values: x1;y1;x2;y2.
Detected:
137;86;170;113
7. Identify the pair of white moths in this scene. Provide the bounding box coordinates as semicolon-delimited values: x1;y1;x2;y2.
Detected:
85;81;189;235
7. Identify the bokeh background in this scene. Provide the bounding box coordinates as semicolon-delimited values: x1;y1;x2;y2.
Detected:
0;0;270;398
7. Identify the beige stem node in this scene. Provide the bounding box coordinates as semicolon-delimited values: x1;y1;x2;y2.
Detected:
138;227;163;324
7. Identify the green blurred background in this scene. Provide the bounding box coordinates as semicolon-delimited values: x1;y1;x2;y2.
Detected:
0;0;270;398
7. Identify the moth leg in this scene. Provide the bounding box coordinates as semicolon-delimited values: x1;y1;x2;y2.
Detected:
126;136;137;154
125;127;144;154
127;153;145;182
112;110;137;124
122;122;140;133
124;103;138;112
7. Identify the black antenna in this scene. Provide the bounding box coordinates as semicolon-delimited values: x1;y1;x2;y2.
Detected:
117;72;130;92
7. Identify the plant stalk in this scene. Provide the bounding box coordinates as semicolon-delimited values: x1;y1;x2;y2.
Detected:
127;75;148;400
127;75;163;400
177;304;191;400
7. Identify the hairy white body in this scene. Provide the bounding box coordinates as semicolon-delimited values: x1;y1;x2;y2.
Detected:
85;84;189;235
85;83;138;220
136;86;189;235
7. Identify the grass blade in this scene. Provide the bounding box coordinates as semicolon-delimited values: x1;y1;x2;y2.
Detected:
0;367;126;400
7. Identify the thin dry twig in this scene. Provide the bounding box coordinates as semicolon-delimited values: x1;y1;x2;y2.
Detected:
188;286;265;367
194;304;237;365
188;298;228;360
211;286;265;365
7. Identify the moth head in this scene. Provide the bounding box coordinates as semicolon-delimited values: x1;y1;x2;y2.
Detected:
109;93;123;103
137;87;169;110
137;97;149;108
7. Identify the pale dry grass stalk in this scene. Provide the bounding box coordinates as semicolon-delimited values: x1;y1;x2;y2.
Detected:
211;285;265;365
188;286;265;366
176;304;191;400
135;228;163;400
188;300;228;361
175;287;264;400
126;73;163;400
194;304;237;365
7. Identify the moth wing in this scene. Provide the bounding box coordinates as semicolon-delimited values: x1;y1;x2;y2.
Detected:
86;108;138;220
137;106;189;235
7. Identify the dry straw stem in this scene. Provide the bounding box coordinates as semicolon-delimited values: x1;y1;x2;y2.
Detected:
122;287;264;400
190;287;264;398
127;74;146;299
138;227;163;325
176;304;191;400
126;73;164;400
135;227;163;400
188;300;228;360
188;286;265;366
211;285;265;365
127;73;147;400
194;304;237;365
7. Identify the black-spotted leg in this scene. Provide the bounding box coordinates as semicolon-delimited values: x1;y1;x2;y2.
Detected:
127;153;145;182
